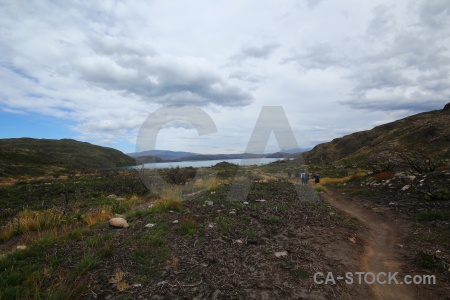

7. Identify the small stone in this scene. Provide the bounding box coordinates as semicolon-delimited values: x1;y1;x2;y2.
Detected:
255;199;266;202
107;194;118;199
436;250;441;253
234;239;243;244
349;237;356;244
169;210;174;213
172;220;179;224
133;283;142;288
229;211;236;214
274;251;288;258
16;245;27;250
398;244;404;248
207;223;214;228
389;202;395;205
109;217;129;228
243;201;249;205
145;223;156;228
401;185;410;191
206;201;213;206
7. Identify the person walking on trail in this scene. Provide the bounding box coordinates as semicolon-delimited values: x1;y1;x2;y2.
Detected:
305;172;310;184
287;170;292;179
313;171;320;184
301;171;306;185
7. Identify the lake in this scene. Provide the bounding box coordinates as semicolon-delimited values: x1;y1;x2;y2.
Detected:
134;157;287;169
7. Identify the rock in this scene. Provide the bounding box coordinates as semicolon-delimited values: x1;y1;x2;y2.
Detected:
389;202;395;205
172;220;179;224
145;223;156;228
243;201;249;205
274;251;288;258
229;211;236;214
436;250;442;253
207;223;214;228
109;217;129;228
107;194;118;199
233;239;243;244
349;237;356;244
255;199;266;202
206;201;214;206
401;185;410;191
398;244;404;248
16;245;27;250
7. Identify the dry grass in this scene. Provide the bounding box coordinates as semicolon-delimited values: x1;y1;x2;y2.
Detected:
193;177;228;190
152;198;183;212
110;269;129;291
159;186;183;202
0;208;66;242
84;206;113;226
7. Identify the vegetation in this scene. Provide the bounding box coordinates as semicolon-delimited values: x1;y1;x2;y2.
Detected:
0;138;135;178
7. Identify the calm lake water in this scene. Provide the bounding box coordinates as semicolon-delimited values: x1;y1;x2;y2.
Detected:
135;158;286;169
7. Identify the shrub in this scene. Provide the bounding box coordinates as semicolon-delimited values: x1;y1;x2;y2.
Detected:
162;167;196;185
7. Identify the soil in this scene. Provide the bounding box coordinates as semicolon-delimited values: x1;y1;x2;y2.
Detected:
322;185;450;300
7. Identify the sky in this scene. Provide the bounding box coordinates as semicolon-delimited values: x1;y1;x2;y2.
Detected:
1;0;449;154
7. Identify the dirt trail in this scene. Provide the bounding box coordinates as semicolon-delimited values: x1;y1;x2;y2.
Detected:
321;190;416;300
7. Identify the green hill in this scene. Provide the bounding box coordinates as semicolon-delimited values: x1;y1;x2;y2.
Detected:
303;103;450;165
0;138;135;177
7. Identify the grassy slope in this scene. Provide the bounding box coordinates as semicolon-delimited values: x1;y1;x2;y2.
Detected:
303;106;450;164
0;138;135;177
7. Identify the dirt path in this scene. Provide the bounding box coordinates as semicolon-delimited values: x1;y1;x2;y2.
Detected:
321;190;416;300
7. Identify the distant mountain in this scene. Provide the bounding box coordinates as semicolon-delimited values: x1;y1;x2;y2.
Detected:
279;147;312;154
128;150;197;160
303;103;450;164
0;138;135;177
128;150;297;162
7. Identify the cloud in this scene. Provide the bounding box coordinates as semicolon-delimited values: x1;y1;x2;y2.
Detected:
71;38;253;107
229;42;280;63
285;42;350;70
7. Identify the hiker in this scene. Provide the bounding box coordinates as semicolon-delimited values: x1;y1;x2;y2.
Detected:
301;170;306;185
313;171;320;184
305;172;310;184
287;170;292;178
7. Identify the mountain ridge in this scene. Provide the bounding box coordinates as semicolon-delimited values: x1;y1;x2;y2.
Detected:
0;138;135;177
303;104;450;164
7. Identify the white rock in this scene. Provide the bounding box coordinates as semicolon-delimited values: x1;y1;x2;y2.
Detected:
255;199;266;202
243;202;249;205
229;211;236;214
145;223;156;228
436;250;442;253
107;194;118;199
172;220;179;224
16;245;27;250
206;201;214;206
401;185;410;191
274;251;288;258
109;217;129;228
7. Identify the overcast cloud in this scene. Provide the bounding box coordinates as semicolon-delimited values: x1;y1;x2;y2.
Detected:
0;0;449;154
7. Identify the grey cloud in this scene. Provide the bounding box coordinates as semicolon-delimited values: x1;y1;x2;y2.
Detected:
305;0;325;10
342;98;447;113
366;5;396;37
341;0;450;114
72;38;253;107
419;0;450;29
285;42;349;70
229;43;280;62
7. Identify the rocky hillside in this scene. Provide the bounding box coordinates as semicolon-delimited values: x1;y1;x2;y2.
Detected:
0;138;135;177
303;103;450;164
